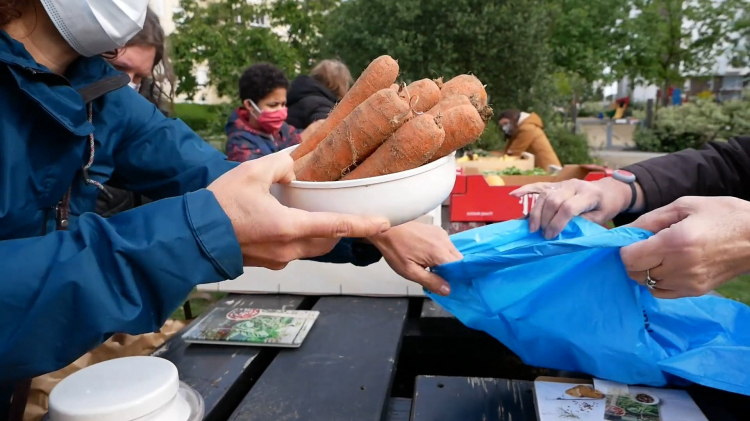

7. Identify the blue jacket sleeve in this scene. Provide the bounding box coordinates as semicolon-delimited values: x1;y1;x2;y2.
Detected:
109;89;239;200
0;190;243;383
225;130;272;162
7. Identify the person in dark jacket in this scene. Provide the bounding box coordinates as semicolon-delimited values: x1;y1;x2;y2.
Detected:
511;136;750;299
0;0;461;411
287;59;353;130
95;7;172;218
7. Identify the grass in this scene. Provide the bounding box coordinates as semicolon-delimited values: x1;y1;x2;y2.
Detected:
717;275;750;307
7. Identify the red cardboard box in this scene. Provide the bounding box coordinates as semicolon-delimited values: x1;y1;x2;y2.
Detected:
450;165;612;222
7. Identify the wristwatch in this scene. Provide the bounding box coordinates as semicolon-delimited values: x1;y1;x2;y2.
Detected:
612;170;637;213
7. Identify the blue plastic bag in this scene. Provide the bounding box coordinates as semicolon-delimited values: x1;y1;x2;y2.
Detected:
427;217;750;395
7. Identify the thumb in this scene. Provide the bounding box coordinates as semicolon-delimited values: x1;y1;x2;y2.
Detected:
244;152;296;186
626;202;690;234
408;267;451;296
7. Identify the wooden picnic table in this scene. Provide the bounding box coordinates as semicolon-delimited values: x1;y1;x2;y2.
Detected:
150;294;748;421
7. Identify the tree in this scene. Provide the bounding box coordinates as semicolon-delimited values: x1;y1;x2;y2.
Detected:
613;0;742;106
170;0;339;101
548;0;627;83
317;0;555;114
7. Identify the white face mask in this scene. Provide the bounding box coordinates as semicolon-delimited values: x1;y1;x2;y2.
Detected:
502;124;512;135
40;0;149;57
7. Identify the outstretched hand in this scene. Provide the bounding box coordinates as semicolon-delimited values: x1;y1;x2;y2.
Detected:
369;221;463;296
621;196;750;298
208;152;390;270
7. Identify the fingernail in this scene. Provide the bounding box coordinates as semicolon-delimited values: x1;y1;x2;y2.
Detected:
439;285;451;296
379;222;390;232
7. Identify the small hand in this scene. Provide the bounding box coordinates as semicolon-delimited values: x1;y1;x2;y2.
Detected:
208;152;390;270
621;196;750;298
510;177;638;239
369;221;463;296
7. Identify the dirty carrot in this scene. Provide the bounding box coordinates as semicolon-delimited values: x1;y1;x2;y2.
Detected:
426;94;472;117
290;55;399;160
440;74;488;106
398;78;441;113
429;104;488;162
342;113;445;180
296;89;411;182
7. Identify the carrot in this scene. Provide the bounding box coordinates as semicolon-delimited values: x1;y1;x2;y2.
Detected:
440;74;488;107
296;89;411;182
429;104;488;162
342;113;445;180
398;79;441;113
426;94;472;117
290;55;399;160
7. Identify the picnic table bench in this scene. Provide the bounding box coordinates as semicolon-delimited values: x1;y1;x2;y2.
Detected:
151;294;748;421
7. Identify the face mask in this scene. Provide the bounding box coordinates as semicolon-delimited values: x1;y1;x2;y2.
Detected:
40;0;149;57
128;82;141;91
248;100;287;133
502;124;512;136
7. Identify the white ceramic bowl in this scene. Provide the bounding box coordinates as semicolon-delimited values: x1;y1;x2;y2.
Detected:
271;145;456;226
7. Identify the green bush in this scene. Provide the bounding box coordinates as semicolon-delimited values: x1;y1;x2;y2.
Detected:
634;99;733;152
476;119;505;152
173;103;216;133
547;123;592;165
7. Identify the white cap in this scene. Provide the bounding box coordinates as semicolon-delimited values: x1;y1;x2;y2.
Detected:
49;357;180;421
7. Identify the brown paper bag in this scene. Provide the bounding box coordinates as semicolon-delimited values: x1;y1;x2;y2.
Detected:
23;320;187;421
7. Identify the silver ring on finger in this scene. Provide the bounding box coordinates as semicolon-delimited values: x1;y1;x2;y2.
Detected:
645;269;658;290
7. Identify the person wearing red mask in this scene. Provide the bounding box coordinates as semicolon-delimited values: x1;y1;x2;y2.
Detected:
226;63;320;162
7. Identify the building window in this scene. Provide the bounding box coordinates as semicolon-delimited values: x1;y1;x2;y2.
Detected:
251;15;270;28
722;76;742;90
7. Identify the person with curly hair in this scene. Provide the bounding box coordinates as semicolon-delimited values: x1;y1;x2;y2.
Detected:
225;63;322;162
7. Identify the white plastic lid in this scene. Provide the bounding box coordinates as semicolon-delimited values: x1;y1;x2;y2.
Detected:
49;356;180;421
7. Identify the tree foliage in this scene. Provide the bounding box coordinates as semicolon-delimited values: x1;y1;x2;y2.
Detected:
317;0;555;114
612;0;742;104
170;0;339;100
548;0;627;83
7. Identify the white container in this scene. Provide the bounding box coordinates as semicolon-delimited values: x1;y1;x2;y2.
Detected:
48;356;203;421
271;145;457;227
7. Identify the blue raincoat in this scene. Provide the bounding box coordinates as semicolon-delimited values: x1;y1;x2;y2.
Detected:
0;30;381;395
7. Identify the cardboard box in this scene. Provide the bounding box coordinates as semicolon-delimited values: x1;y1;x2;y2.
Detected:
197;205;443;297
457;152;535;174
450;165;612;222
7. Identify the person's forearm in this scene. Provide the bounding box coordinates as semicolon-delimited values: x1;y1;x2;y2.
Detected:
623;137;750;212
597;177;646;215
0;190;242;382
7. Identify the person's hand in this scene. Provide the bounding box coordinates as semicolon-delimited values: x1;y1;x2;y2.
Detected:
300;119;325;142
621;196;750;298
510;177;641;239
368;221;463;296
208;153;390;270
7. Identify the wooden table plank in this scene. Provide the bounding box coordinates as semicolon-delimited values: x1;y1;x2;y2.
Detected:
419;299;487;338
229;297;409;421
411;376;538;421
386;398;412;421
156;294;305;421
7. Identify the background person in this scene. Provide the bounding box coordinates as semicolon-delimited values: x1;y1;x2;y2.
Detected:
498;109;562;172
226;63;321;162
511;136;750;299
96;6;173;218
287;59;352;130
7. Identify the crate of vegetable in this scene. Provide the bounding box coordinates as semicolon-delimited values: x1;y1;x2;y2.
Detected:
450;165;611;223
270;55;493;226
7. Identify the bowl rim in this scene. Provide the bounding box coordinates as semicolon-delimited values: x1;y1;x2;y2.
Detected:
281;145;456;190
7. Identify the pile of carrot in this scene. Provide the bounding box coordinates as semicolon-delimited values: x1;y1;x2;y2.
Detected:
292;55;493;182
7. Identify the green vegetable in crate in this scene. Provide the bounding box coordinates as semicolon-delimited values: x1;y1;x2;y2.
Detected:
493;167;547;176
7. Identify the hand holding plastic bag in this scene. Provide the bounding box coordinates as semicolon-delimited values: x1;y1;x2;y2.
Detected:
427;217;750;395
